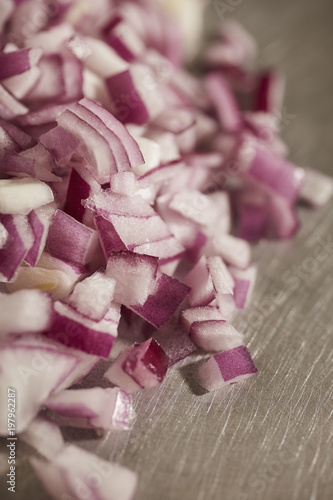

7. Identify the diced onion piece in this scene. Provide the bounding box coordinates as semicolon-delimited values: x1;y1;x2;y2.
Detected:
30;445;138;500
210;234;251;269
229;265;257;309
45;387;132;430
68;271;116;321
299;167;333;207
0;47;42;81
105;338;169;393
25;204;56;267
184;255;235;307
45;210;99;266
196;346;257;391
0;178;54;215
190;320;244;352
82;36;129;78
0;289;53;337
106;63;164;125
19;417;65;460
255;69;285;114
6;266;81;301
181;306;225;333
0;214;34;282
0;343;79;434
131;273;189;328
132;137;161;176
205;72;242;132
45;301;120;358
106;251;158;306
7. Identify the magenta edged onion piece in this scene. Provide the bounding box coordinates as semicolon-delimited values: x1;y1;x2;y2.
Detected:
105;339;169;393
205;72;242;132
184;255;234;307
248;148;305;204
230;265;257;309
131;273;190;328
153;316;197;366
45;210;99;266
0;116;33;149
80;97;144;168
45;301;119;358
0;83;28;119
39;125;81;165
0;47;42;81
63;167;99;225
94;214;127;259
106;63;164;125
255;69;285;114
196;346;258;391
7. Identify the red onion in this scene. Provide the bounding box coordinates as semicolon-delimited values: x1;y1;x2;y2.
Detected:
45;386;133;431
0;1;331;498
30;445;138;500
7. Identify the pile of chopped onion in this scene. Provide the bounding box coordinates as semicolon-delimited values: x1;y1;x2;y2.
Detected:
0;0;332;498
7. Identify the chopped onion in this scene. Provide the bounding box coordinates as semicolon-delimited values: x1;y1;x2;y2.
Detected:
0;178;54;215
0;0;331;496
105;338;169;393
30;445;138;500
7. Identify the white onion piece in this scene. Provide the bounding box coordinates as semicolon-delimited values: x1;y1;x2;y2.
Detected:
0;289;53;337
190;320;244;352
7;251;87;300
6;266;80;300
31;445;138;500
300;167;333;207
68;271;116;321
82;36;129;78
0;343;79;434
0;83;28;119
45;387;133;430
208;234;252;269
132;137;161;176
0;178;54;215
110;172;137;196
181;306;225;333
0;214;34;283
20;416;65;460
106;251;158;306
